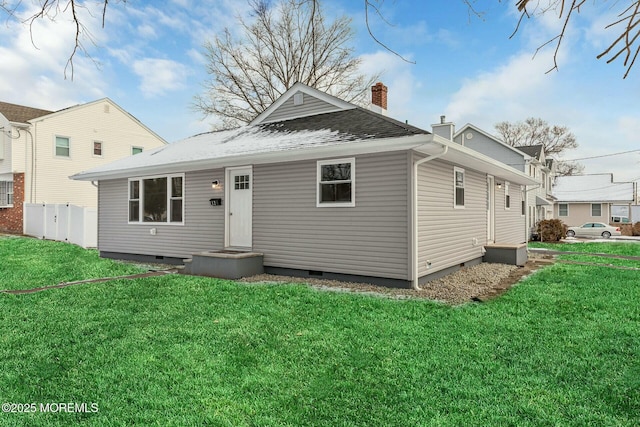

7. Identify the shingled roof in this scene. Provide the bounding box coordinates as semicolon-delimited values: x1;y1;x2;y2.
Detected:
260;107;429;140
0;101;54;123
517;144;544;159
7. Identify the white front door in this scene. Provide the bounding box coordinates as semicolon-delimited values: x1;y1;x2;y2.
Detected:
226;166;253;248
487;175;495;243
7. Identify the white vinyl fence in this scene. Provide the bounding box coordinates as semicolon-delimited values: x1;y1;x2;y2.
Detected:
24;203;97;248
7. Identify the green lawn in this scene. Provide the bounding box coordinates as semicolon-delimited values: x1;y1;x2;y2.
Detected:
0;237;638;426
529;241;640;257
0;236;146;291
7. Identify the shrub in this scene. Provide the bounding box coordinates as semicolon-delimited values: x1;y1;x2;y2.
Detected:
633;221;640;236
537;219;567;242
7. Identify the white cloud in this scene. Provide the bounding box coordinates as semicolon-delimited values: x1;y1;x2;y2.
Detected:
358;50;418;119
0;3;107;109
132;58;190;97
445;50;557;128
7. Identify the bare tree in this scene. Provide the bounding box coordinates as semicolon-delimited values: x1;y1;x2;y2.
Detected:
1;0;125;79
3;1;640;79
555;160;585;176
193;0;377;128
495;117;583;176
512;0;640;78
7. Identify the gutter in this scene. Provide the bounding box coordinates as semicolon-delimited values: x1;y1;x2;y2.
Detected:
411;144;448;290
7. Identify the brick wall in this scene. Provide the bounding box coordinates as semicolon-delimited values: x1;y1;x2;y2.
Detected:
0;173;24;234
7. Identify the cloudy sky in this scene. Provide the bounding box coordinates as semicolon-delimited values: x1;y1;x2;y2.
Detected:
1;0;639;181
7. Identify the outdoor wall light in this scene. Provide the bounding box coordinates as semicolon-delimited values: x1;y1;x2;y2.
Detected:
212;180;220;189
496;182;503;189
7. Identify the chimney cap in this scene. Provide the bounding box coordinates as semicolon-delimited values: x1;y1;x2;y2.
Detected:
440;115;446;124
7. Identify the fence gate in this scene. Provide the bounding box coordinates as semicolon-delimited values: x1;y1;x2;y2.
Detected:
23;203;97;248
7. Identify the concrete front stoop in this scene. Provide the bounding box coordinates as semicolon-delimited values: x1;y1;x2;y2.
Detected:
182;251;264;280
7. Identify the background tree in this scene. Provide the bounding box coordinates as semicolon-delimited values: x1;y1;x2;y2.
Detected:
495;117;584;176
193;0;378;128
2;1;640;79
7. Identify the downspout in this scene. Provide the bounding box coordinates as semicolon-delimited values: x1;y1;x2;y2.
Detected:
412;144;448;290
14;124;35;203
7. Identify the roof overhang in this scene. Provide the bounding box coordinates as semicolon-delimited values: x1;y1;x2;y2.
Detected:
417;136;538;186
536;195;553;206
72;133;537;185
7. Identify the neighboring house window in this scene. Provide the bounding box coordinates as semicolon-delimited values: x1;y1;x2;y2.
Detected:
93;141;103;157
591;203;602;217
132;146;143;155
317;158;355;207
505;182;510;209
454;167;465;208
128;174;184;224
542;172;546;188
55;136;70;157
558;203;568;217
521;190;526;216
0;181;13;207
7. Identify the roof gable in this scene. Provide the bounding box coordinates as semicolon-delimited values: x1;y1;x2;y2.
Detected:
250;82;356;125
517;144;545;163
454;123;530;158
27;98;167;145
0;101;54;123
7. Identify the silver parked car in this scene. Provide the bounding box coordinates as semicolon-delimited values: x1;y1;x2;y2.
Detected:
566;222;622;238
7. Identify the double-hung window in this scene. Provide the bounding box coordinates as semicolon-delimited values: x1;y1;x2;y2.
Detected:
558;203;568;217
128;174;184;224
454;167;465;208
591;203;602;217
317;158;355;207
93;141;103;157
505;182;510;209
0;181;13;207
55;136;70;157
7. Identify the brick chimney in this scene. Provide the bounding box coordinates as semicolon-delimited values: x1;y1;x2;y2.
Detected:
371;82;388;110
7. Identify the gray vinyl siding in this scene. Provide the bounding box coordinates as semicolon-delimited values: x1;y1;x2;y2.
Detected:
253;151;409;280
265;92;342;122
416;158;487;278
97;169;225;258
494;184;526;243
462;130;527;172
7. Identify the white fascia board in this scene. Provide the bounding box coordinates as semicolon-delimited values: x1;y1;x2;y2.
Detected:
418;135;538;186
71;134;431;181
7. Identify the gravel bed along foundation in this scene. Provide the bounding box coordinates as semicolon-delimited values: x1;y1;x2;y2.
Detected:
239;253;554;305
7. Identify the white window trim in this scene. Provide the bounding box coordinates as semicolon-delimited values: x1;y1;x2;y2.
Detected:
128;173;185;225
591;203;602;217
93;140;104;158
558;203;569;217
316;157;355;208
504;182;511;210
54;135;71;158
453;166;465;209
0;181;13;207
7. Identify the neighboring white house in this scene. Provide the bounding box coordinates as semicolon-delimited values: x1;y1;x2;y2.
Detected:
432;119;557;239
0;98;167;234
553;174;636;226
